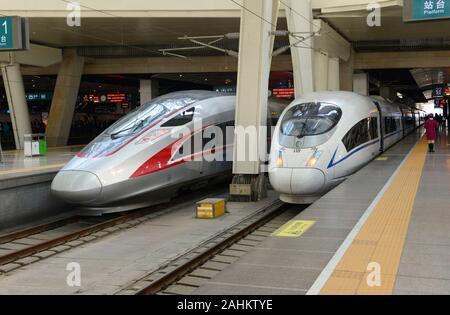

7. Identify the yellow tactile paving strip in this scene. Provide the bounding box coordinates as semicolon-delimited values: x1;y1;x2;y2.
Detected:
0;164;65;176
320;138;428;295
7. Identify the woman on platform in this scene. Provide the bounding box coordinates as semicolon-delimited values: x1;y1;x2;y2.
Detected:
424;114;439;153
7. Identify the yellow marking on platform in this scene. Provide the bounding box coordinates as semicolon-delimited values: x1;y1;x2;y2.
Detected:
272;220;315;237
320;138;428;295
375;157;389;161
0;164;65;175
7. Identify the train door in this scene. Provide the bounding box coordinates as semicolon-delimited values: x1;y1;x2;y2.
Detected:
164;107;204;176
373;101;384;152
400;108;406;137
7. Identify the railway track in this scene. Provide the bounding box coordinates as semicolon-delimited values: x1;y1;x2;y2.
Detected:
116;203;304;295
0;183;228;274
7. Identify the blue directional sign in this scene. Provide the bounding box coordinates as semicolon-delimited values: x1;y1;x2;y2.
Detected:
404;0;450;22
433;85;445;98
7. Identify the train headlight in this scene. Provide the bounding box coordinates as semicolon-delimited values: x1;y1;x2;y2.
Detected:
276;150;284;167
307;150;323;167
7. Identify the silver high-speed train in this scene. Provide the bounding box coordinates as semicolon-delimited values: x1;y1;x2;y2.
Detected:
269;91;426;204
52;90;285;214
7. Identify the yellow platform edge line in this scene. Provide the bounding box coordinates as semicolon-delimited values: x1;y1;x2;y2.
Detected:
0;163;65;175
320;138;428;295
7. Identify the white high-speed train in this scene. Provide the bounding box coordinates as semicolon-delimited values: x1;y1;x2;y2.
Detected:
269;91;425;204
51;90;285;214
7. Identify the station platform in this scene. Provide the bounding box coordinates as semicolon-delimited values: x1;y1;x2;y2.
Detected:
0;146;83;232
0;146;83;180
192;130;450;295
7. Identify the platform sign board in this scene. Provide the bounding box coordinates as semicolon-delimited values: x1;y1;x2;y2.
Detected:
0;16;29;51
435;98;446;108
272;220;316;237
404;0;450;22
0;17;13;49
432;85;445;99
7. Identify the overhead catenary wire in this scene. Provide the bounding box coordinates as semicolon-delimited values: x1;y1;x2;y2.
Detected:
1;0;335;66
1;0;324;61
56;0;185;57
228;0;278;29
278;0;344;47
227;0;318;53
2;0;190;59
0;12;170;59
57;0;181;36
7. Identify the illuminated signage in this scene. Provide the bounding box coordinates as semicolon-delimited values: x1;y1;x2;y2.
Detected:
26;92;52;101
83;94;101;103
214;86;236;93
435;98;447;108
107;93;127;103
83;93;128;104
41;112;49;126
272;88;295;99
404;0;450;22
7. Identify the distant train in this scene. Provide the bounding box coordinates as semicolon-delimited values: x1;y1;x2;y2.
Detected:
51;90;286;214
269;91;426;204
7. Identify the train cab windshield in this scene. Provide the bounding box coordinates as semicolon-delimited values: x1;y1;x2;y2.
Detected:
78;91;219;157
108;103;169;140
280;102;342;138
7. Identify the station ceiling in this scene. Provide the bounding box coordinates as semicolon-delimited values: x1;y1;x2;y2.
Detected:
29;17;243;49
10;5;450;103
319;6;450;50
25;5;450;53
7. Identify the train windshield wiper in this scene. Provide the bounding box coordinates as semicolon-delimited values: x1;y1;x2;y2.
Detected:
296;119;308;139
110;120;144;140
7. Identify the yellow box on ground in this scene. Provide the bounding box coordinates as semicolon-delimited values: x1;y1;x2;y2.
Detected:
272;220;315;237
196;198;226;219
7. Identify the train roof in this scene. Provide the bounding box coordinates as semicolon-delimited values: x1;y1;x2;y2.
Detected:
141;90;226;111
291;91;425;112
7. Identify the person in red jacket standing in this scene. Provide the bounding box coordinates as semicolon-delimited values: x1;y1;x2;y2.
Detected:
424;114;439;153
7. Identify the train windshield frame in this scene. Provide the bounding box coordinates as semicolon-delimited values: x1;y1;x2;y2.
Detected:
78;91;219;157
107;103;169;140
280;102;342;138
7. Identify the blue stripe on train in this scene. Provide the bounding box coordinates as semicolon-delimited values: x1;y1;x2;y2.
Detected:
327;139;380;169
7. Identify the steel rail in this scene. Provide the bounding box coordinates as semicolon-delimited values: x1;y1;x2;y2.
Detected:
135;201;287;295
0;182;228;267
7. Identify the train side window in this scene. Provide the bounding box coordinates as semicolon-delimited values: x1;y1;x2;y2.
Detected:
161;108;195;127
385;116;398;134
404;113;414;128
342;117;378;152
370;117;378;139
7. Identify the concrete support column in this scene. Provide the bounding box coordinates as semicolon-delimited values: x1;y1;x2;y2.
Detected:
380;86;397;101
285;0;314;96
46;49;84;147
340;49;354;91
140;79;159;104
353;72;369;96
314;50;329;91
231;0;279;201
1;62;32;150
327;57;340;91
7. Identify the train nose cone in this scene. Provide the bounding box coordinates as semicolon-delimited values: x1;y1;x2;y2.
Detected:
51;170;103;204
269;167;325;195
